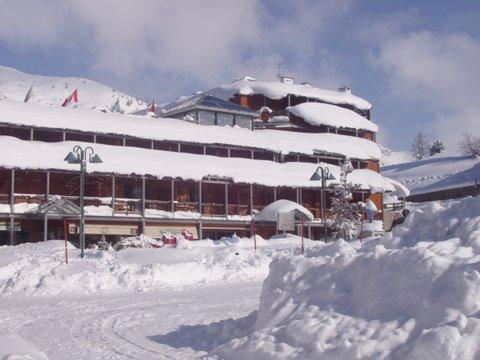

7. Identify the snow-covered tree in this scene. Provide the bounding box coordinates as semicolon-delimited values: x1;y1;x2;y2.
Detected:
331;157;362;240
458;132;480;156
97;235;111;251
410;132;430;159
429;140;445;156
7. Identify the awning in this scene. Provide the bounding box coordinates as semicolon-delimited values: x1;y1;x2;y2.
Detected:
144;225;199;239
69;224;139;236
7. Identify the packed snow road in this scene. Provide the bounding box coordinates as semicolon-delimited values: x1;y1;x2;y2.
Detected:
0;282;262;359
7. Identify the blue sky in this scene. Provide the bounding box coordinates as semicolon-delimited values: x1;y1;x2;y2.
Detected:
0;0;479;152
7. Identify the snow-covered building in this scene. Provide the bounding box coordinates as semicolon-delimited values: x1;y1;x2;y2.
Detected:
0;73;394;246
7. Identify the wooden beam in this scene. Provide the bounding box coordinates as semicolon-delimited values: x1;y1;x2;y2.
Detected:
225;183;228;216
198;181;203;215
9;216;14;246
141;177;146;217
9;169;14;213
249;184;253;215
111;176;116;214
43;215;48;242
171;179;175;213
45;171;50;200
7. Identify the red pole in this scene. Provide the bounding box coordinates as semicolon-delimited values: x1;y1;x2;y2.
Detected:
301;219;304;254
253;221;257;251
64;220;69;265
359;213;364;244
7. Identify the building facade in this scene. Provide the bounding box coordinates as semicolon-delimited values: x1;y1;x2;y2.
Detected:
0;76;393;246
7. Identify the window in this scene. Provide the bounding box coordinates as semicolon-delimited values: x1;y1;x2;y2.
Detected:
198;110;215;125
235;115;252;129
216;113;234;127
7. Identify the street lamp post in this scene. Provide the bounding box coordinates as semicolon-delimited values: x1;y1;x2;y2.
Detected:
64;146;103;258
310;166;335;243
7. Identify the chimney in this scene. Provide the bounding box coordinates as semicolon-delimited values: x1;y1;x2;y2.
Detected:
338;86;351;93
277;74;294;84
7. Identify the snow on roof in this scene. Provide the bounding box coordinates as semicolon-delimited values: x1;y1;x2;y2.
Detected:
287;102;378;132
0;136;394;192
0;101;381;160
382;154;480;195
207;78;372;111
254;199;314;222
384;177;410;198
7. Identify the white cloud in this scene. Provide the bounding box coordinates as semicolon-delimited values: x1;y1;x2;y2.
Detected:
0;0;353;99
371;30;480;152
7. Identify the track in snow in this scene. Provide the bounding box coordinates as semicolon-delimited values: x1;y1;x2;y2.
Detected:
0;282;262;359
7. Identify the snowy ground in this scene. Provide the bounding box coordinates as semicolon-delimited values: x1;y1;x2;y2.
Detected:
0;283;262;360
0;234;310;359
1;196;480;359
382;154;480;195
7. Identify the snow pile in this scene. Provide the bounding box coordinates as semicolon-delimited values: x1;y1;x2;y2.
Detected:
113;234;163;250
288;102;378;132
0;332;49;360
0;65;145;113
379;145;411;166
211;196;480;359
0;236;315;297
382;154;480;195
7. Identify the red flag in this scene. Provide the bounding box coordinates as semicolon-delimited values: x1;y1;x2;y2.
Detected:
62;89;79;107
149;99;155;113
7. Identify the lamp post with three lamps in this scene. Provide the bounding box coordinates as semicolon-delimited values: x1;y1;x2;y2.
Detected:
64;146;103;258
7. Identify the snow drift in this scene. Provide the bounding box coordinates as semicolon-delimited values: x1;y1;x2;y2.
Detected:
212;196;480;359
0;236;311;297
0;332;49;360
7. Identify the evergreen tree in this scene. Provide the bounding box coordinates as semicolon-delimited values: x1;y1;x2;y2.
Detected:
410;132;430;159
331;157;362;240
429;140;445;156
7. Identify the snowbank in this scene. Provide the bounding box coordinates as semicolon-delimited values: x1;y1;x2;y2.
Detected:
0;332;49;360
211;196;480;359
288;102;378;132
208;77;372;111
0;237;317;297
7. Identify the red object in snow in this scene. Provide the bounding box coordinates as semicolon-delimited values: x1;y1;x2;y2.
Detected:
61;89;79;107
162;233;177;245
182;229;194;240
149;99;155;113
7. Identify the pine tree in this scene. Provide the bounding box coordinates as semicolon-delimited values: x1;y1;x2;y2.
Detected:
331;157;362;240
429;140;445;156
410;132;430;159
